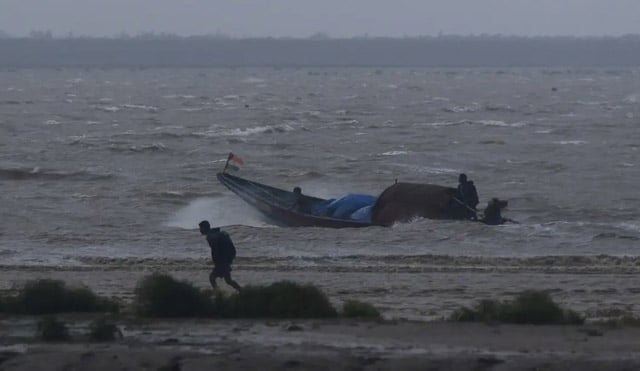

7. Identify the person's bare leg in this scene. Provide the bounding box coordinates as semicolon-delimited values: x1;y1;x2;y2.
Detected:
224;273;242;291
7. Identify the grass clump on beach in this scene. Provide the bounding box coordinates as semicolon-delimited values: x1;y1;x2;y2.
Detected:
218;281;338;318
2;279;119;315
88;317;121;342
341;300;382;319
450;290;584;325
37;316;71;342
134;273;213;317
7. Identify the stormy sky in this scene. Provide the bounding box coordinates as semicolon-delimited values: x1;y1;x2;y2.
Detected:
1;0;639;38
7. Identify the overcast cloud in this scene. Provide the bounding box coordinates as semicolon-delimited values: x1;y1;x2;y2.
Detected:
1;0;639;37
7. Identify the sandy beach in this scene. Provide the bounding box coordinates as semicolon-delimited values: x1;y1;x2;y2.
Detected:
3;319;640;370
2;261;640;370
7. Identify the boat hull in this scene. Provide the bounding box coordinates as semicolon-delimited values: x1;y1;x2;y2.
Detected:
217;173;373;228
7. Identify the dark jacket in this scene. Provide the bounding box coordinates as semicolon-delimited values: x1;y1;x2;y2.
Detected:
457;181;479;209
206;229;236;265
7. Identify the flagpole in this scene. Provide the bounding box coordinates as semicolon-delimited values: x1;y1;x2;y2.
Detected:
223;152;232;173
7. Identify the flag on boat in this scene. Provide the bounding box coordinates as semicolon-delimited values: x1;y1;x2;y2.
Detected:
224;152;244;172
228;152;244;165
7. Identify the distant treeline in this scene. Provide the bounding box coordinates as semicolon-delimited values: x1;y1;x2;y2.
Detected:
1;36;639;67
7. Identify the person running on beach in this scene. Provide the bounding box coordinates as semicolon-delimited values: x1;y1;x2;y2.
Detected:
199;220;241;291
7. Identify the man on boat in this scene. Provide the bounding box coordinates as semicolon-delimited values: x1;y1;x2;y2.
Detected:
291;186;313;214
199;220;242;291
455;173;479;220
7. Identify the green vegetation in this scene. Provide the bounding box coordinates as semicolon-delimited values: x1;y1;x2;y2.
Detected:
3;275;378;321
36;317;70;342
341;300;382;319
219;281;338;319
88;317;121;341
1;279;118;315
134;273;214;317
450;290;584;325
133;275;340;319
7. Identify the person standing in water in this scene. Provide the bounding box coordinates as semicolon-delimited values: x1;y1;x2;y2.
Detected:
456;173;479;220
198;220;241;291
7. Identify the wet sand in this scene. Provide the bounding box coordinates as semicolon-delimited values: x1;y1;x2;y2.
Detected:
1;256;639;321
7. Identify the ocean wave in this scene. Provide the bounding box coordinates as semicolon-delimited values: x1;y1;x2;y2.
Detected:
92;104;159;112
393;163;457;174
177;107;212;112
616;221;640;233
576;100;609;106
146;190;222;199
195;124;295;137
484;103;514;112
442;103;481;113
284;170;325;179
163;94;197;99
108;142;167;153
93;105;120;112
380;151;409;156
623;94;638;104
71;193;97;199
593;232;639;241
417;120;526;128
121;104;159;112
553;140;588;145
0;166;114;181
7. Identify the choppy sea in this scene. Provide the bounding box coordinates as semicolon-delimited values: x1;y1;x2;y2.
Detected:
1;67;639;319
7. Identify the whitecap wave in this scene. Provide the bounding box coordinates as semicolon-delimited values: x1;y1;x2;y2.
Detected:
380;151;409;156
623;94;638;103
417;120;525;128
163;94;197;99
393;163;457;174
553;140;588;145
94;105;120;112
177;107;211;112
617;221;640;233
443;103;481;113
121;104;158;112
478;120;527;127
576;100;608;106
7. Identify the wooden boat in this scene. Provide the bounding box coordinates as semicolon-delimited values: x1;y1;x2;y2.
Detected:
217;172;373;228
216;154;512;227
